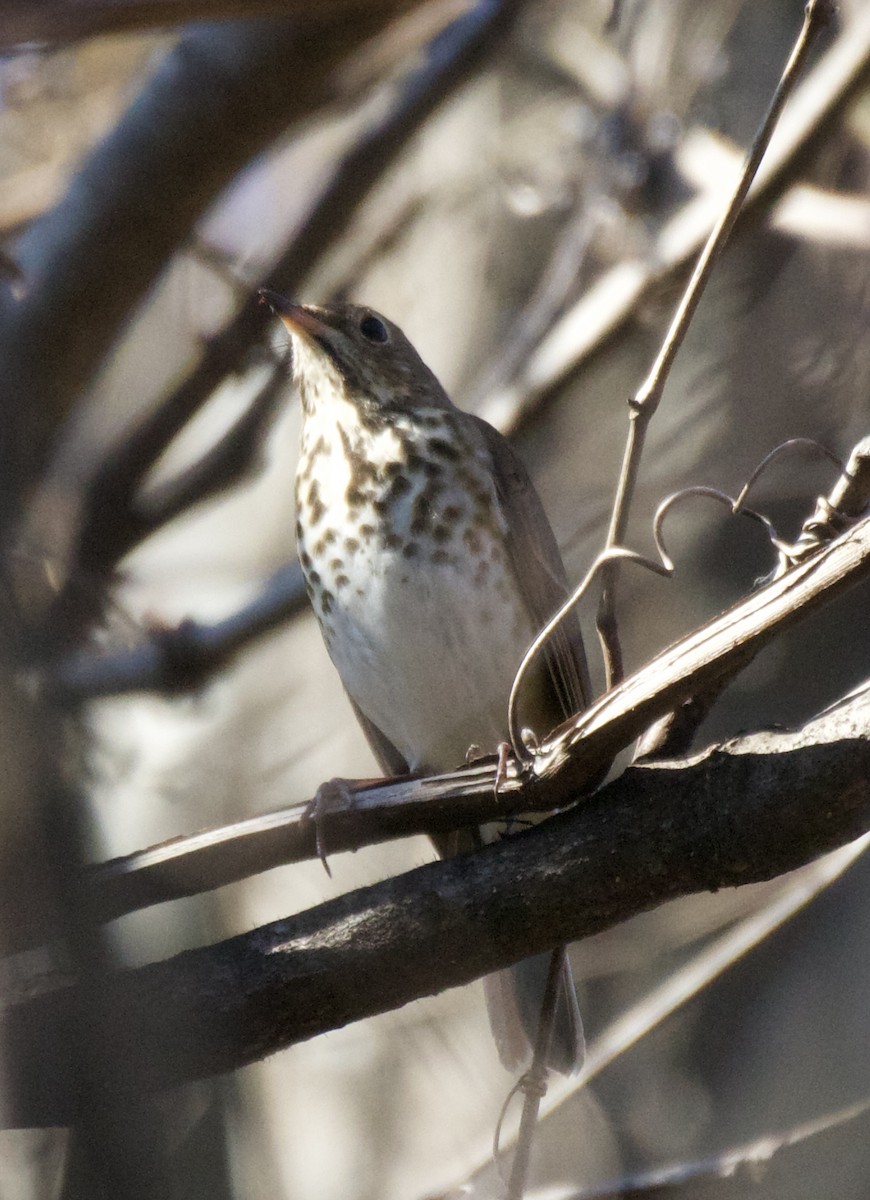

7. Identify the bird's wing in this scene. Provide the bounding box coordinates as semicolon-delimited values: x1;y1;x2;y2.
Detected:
347;694;411;776
468;415;592;729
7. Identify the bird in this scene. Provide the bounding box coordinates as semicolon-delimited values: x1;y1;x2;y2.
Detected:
263;289;591;1073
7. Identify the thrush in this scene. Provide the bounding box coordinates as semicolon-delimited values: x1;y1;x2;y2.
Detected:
264;290;591;1073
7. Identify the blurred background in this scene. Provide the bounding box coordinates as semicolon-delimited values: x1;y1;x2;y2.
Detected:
1;0;869;1197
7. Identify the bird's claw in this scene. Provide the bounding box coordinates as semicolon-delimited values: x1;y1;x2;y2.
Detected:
494;741;511;801
305;777;358;877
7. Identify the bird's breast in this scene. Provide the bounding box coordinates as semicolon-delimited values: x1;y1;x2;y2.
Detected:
295;406;534;770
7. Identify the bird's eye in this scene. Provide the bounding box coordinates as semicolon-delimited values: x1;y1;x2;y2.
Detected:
359;314;389;344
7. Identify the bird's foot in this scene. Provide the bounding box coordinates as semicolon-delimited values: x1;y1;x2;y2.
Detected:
494;741;511;801
305;777;359;877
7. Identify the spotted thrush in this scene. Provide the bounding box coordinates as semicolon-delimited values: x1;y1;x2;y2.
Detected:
264;291;591;1073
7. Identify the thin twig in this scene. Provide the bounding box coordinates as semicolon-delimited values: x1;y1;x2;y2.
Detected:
536;512;870;787
505;950;563;1200
45;563;307;705
481;0;870;436
596;0;835;689
637;438;870;758
126;365;288;541
775;435;870;573
563;1097;870;1199
456;832;870;1192
508;546;667;760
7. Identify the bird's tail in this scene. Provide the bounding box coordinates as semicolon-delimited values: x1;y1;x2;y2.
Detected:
483;947;584;1075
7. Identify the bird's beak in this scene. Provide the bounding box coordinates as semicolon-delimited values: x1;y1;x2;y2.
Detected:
258;289;329;341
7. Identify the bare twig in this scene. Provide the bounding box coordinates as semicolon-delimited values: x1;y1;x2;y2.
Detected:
457;832;870;1189
774;434;870;572
3;684;870;1127
536;512;870;786
504;949;563;1200
596;0;835;689
482;1;870;436
508;546;668;761
45;563;307;706
125;365;287;540
637;437;870;759
561;1096;870;1199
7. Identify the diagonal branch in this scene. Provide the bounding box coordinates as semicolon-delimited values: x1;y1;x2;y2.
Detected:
3;685;869;1128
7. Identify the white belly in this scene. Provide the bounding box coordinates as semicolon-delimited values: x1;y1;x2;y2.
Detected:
323;544;532;772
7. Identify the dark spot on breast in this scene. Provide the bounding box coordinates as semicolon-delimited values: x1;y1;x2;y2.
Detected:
463;527;483;554
335;574;350;589
387;474;412;500
329;557;344;571
431;549;451;565
411;494;432;534
423;461;442;478
344;537;360;553
346;486;365;508
428;437;461;461
309;569;321;586
442;504;463;523
295;518;303;538
321;591;334;615
359;523;375;539
300;549;313;569
339;426;378;489
314;530;337;557
432;524;452;543
384;532;403;550
402;543;418;558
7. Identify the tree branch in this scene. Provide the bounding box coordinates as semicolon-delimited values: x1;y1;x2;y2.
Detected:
0;0;439;52
0;7;426;545
4;685;869;1128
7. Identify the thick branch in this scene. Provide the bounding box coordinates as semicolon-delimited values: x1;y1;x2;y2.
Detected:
4;687;869;1127
0;0;434;51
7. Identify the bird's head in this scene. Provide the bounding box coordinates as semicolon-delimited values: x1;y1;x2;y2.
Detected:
260;291;452;421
